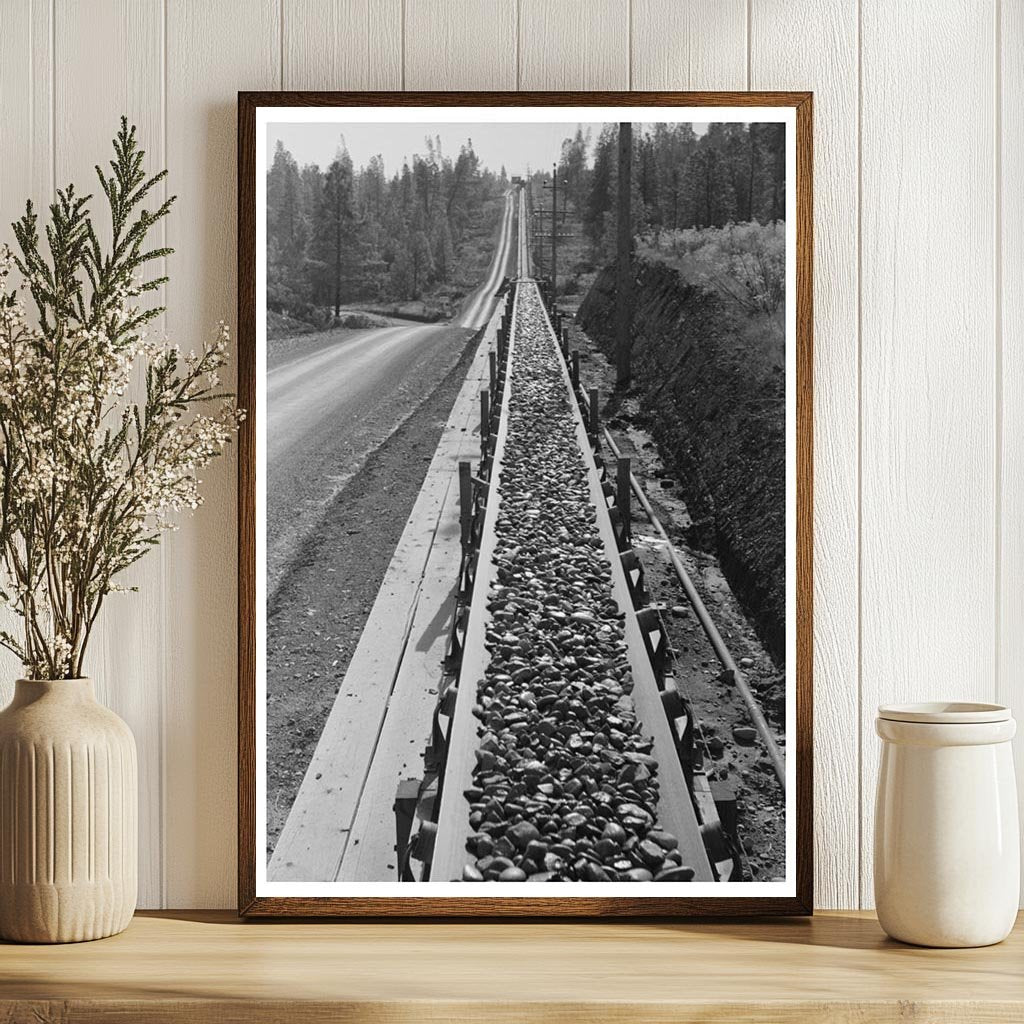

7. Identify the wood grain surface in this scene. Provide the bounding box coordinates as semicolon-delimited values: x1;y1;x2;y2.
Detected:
283;0;402;90
405;0;517;90
630;0;747;91
168;0;280;911
2;911;1024;1022
1002;0;1024;869
750;0;860;913
518;0;629;90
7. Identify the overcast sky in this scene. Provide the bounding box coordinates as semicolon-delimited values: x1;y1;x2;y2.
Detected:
268;121;709;177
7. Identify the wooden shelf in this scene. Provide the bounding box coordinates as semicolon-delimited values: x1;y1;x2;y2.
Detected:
2;910;1022;1022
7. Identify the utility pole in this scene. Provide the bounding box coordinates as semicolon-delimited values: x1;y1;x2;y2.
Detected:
551;162;558;298
616;122;633;388
538;168;565;295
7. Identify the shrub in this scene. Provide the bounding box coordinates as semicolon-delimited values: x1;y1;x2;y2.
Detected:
638;221;785;317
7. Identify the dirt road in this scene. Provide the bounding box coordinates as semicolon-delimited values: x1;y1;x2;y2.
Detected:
267;192;515;590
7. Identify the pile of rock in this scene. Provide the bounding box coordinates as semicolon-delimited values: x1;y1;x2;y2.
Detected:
461;286;694;884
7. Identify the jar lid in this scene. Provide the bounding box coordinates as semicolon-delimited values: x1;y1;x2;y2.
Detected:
877;701;1011;724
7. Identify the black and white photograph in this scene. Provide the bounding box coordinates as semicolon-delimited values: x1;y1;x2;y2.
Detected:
249;101;804;904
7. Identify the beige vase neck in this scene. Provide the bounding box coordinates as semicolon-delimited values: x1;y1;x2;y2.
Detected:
11;677;95;708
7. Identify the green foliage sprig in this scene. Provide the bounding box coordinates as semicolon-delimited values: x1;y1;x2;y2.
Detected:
0;118;241;679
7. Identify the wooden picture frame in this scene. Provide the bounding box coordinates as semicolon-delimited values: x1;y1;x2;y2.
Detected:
238;91;813;917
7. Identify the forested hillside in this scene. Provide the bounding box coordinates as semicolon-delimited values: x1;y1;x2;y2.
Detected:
556;121;786;257
541;122;786;329
266;136;506;324
266;122;785;328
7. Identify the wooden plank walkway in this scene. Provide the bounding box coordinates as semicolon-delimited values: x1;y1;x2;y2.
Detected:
338;302;506;881
268;300;505;883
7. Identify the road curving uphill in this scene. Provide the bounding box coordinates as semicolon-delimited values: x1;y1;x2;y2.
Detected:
458;191;515;330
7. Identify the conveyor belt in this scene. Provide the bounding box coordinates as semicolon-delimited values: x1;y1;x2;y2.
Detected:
429;187;712;883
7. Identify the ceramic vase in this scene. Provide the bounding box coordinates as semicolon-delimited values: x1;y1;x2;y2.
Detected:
874;702;1019;948
0;678;137;943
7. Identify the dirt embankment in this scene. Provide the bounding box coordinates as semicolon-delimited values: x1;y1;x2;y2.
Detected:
578;259;786;667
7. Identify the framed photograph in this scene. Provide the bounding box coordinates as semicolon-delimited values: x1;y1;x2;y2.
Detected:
238;91;812;916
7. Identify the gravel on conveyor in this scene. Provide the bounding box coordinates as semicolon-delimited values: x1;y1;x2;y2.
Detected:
461;284;693;883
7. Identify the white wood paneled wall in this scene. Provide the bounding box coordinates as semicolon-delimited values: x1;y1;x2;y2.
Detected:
0;0;1017;910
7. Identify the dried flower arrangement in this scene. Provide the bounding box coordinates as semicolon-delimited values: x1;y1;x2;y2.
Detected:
0;119;240;679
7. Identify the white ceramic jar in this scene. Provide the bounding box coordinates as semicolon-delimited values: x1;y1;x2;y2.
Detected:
874;702;1019;947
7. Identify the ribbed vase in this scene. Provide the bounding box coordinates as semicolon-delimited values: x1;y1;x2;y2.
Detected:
0;678;137;943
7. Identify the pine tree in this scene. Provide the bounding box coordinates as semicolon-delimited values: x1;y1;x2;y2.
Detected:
266;141;308;313
685;128;738;228
653;123;697;228
584;124;617;251
755;123;786;222
558;127;590;212
409;227;434;298
311;147;357;317
721;122;755;223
